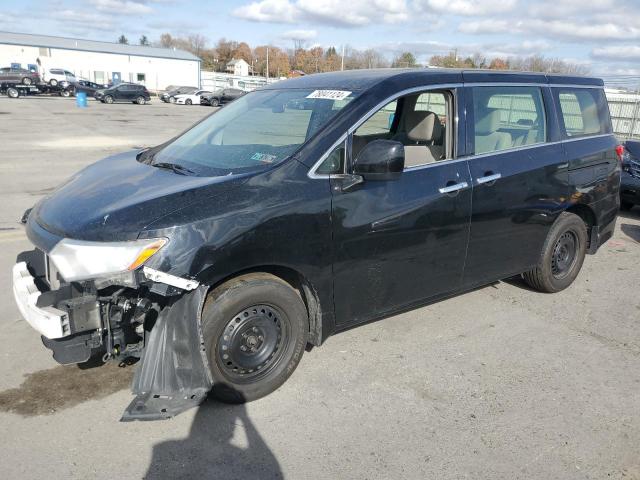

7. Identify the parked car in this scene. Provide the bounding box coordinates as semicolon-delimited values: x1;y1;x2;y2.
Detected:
160;86;198;103
620;140;640;210
72;79;107;97
201;88;245;106
95;83;151;104
45;68;76;86
13;69;620;420
0;66;40;85
175;89;212;105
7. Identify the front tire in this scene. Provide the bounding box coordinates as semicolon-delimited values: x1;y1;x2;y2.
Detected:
523;212;587;293
185;98;192;105
103;95;114;104
202;273;308;404
210;98;219;107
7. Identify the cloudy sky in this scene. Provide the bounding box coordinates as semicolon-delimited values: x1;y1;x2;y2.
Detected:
1;0;639;76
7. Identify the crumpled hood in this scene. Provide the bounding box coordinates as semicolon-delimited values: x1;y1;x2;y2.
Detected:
31;150;248;241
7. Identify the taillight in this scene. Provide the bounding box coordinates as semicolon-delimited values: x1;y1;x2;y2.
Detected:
615;145;625;162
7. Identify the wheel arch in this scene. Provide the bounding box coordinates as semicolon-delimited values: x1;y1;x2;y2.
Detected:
564;203;598;251
204;265;324;347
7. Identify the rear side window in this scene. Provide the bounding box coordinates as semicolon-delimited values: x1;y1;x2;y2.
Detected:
556;88;611;138
471;86;547;155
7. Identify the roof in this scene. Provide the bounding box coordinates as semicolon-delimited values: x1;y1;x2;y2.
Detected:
227;59;249;66
263;68;604;92
0;31;200;62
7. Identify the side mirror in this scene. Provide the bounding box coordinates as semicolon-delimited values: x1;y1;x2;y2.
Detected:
353;139;405;181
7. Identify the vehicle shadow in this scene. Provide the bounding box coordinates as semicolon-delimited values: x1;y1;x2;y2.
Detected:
621;223;640;243
145;395;283;480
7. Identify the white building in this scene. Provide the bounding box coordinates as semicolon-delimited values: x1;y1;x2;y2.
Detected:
226;58;251;77
0;31;200;91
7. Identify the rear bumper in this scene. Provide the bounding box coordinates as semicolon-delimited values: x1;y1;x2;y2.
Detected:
12;261;70;339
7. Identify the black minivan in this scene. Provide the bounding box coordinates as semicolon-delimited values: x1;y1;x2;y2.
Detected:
13;69;620;420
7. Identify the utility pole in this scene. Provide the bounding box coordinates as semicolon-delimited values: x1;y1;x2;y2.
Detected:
266;47;270;81
341;45;345;71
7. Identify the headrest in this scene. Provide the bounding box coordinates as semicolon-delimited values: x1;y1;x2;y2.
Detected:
476;109;501;135
406;111;442;142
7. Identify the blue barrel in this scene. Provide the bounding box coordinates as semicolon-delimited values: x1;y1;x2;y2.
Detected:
76;91;87;108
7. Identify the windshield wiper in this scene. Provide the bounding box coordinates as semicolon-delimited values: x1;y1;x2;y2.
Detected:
152;162;196;176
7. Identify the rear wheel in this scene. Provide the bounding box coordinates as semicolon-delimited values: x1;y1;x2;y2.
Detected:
523;212;587;293
22;77;32;85
60;89;71;97
135;96;145;105
7;87;19;98
202;273;308;403
103;95;114;104
49;78;58;86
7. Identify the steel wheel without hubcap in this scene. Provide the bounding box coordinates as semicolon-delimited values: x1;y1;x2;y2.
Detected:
551;231;578;279
217;304;288;383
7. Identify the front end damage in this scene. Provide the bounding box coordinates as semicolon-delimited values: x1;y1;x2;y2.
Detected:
13;248;213;421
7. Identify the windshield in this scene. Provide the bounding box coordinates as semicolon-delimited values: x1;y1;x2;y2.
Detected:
152;88;355;176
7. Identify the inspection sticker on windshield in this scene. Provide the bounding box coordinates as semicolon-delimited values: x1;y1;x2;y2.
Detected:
251;152;277;163
306;90;352;101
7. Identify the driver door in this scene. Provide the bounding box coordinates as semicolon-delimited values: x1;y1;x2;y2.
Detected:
330;88;472;327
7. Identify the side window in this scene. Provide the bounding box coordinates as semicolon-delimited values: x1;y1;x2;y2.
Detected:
353;90;451;169
471;86;546;155
315;142;345;175
355;100;397;136
557;89;609;138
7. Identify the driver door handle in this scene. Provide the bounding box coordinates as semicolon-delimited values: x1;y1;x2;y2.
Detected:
439;181;468;194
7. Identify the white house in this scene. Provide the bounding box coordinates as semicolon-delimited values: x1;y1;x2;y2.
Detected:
0;31;200;90
226;58;251;77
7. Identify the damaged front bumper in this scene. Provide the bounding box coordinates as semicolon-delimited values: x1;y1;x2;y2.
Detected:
12;248;213;421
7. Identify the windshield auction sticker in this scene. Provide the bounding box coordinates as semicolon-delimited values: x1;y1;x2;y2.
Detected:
306;90;352;101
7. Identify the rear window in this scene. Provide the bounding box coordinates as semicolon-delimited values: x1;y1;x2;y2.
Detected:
556;88;611;138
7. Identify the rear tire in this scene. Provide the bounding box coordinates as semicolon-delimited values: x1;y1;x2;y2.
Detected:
49;79;58;86
135;96;145;105
7;87;19;98
523;212;587;293
621;201;634;211
185;98;192;105
22;77;32;85
202;273;308;404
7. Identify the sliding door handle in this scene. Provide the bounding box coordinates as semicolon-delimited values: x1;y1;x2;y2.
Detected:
476;173;502;185
439;181;468;194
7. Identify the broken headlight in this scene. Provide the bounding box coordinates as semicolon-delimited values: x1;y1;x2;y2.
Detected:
49;238;167;282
